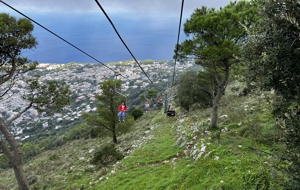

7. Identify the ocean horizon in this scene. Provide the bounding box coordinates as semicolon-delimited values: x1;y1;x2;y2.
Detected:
14;12;187;64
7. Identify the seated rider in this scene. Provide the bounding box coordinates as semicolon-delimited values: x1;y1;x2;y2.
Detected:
145;102;150;113
118;101;127;122
168;104;174;111
153;102;157;109
167;104;175;117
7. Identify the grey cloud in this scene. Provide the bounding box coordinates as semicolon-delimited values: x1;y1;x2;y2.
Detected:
1;0;231;16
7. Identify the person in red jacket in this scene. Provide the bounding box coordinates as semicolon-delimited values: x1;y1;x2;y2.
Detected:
118;101;127;122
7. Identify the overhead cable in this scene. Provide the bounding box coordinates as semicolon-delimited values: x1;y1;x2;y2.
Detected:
94;0;155;86
0;0;132;81
171;0;185;87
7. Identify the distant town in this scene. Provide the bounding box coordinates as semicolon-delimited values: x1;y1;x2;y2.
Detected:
0;60;195;141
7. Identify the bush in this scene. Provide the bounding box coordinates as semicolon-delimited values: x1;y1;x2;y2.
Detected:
91;143;124;167
227;123;240;129
131;109;143;120
65;123;92;140
49;154;59;161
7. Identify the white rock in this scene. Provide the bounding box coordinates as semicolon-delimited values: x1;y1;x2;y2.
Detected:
200;146;206;152
89;148;95;153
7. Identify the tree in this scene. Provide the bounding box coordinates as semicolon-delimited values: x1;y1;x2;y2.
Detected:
243;0;300;188
0;13;71;189
82;80;133;143
147;88;158;102
139;93;146;101
131;109;143;120
176;1;258;128
177;70;212;112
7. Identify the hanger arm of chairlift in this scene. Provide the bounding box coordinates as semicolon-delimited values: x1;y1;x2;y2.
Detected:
116;91;127;103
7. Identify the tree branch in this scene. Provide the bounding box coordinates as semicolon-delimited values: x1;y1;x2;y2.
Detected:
0;136;14;161
0;61;16;86
6;102;33;126
0;75;19;98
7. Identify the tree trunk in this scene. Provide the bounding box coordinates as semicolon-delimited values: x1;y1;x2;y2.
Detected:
13;164;30;190
112;125;117;144
210;86;223;128
0;119;30;190
210;65;230;129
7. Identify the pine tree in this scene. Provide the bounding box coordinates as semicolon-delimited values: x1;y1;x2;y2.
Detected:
82;79;133;143
176;1;258;128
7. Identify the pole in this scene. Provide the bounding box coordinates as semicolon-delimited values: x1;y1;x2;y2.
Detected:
164;93;168;113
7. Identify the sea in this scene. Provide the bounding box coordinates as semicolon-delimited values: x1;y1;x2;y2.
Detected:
16;12;187;64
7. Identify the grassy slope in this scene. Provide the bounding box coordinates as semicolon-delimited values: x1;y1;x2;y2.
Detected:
0;81;288;190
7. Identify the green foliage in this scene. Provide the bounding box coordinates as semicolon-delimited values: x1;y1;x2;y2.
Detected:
82;79;132;143
130;109;143;120
283;107;300;189
0;155;9;169
242;167;272;189
177;0;258;65
243;0;300;187
147;88;158;101
49;154;59;161
90;125;103;138
138;93;145;101
65;123;92;140
115;114;135;135
90;143;124;167
26;76;72;114
244;0;300;104
0;13;72;189
0;13;37;65
0;82;289;189
227;123;240;129
176;0;259;128
177;70;212;111
22;142;40;160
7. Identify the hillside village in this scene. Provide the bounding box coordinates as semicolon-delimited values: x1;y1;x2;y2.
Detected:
0;60;195;142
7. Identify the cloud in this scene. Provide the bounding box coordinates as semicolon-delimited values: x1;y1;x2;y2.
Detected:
1;0;231;17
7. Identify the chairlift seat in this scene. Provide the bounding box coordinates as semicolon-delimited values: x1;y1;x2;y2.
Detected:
167;110;176;117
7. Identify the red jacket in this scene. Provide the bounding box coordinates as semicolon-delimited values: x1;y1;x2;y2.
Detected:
118;105;127;112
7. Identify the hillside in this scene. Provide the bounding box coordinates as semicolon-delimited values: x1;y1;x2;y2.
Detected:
0;81;288;189
0;60;196;145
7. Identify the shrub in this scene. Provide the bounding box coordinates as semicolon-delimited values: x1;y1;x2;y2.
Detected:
227;123;240;129
91;143;124;167
242;168;271;189
237;126;249;137
49;154;59;161
131;109;143;120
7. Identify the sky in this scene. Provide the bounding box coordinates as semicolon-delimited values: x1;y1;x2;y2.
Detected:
1;0;232;16
0;0;233;63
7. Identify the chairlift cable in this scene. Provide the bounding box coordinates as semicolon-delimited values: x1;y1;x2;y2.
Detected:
0;0;131;82
94;0;155;86
171;0;185;88
2;0;171;93
164;0;184;113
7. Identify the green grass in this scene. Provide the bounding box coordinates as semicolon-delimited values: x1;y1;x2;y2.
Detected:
0;86;289;189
